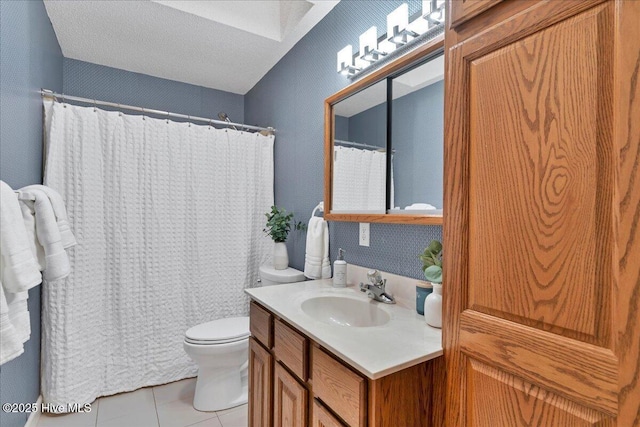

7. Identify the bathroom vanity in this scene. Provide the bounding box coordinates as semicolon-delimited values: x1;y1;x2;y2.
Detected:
245;274;444;427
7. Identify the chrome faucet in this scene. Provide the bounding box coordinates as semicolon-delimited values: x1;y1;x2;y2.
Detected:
359;270;395;304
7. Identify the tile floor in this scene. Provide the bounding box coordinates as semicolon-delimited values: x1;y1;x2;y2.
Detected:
36;378;248;427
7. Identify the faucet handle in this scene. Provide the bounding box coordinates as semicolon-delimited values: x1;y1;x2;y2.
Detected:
367;270;383;285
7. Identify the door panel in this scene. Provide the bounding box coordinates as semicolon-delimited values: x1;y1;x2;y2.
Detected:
443;0;640;425
467;359;612;426
249;338;273;427
274;363;308;427
459;311;617;414
467;3;613;345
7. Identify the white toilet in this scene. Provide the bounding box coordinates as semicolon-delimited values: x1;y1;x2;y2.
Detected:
183;265;305;412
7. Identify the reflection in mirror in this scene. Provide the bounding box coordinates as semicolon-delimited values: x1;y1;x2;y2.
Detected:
389;54;444;215
332;79;387;213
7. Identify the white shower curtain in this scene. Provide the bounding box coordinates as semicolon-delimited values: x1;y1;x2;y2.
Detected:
332;146;387;212
41;100;273;406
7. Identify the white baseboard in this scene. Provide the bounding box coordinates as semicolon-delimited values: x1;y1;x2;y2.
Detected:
24;395;42;427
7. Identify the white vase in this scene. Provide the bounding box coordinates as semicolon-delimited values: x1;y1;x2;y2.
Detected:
424;283;442;328
273;242;289;270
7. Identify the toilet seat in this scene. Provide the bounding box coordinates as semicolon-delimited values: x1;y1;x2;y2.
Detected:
184;317;250;345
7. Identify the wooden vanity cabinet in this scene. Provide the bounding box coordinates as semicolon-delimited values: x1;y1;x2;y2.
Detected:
248;301;445;427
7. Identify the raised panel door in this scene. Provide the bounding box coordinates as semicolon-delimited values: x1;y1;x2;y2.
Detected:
249;337;273;427
274;363;308;427
444;0;640;425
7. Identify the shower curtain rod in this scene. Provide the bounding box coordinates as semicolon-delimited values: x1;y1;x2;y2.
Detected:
40;89;276;134
334;139;390;152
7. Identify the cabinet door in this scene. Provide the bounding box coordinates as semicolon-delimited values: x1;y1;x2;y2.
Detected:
444;0;640;426
312;400;345;427
274;363;308;427
249;337;273;427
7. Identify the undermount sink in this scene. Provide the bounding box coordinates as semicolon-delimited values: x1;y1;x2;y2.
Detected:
301;296;391;327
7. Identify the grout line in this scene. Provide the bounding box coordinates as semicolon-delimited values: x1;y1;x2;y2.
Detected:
152;386;161;427
94;396;100;427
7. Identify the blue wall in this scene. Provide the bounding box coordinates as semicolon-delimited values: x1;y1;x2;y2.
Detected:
245;0;441;279
63;59;244;124
0;1;63;426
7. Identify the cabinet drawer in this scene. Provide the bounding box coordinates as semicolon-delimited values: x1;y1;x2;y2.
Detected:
273;318;308;381
312;399;346;427
250;302;273;348
311;346;366;427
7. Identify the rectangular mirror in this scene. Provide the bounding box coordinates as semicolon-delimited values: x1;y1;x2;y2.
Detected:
324;36;444;224
389;54;444;215
332;79;387;213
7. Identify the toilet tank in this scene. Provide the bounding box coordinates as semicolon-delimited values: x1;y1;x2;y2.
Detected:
259;265;305;286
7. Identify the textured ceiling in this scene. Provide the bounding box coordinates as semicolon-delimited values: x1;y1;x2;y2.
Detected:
44;0;339;95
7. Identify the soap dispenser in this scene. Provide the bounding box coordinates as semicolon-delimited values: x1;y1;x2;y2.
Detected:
333;248;347;287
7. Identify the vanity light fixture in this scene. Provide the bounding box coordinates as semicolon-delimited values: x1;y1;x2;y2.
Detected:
424;0;446;26
387;4;418;47
337;2;445;80
359;27;387;63
337;45;361;76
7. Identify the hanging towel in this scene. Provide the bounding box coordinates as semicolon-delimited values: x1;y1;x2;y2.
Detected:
16;187;71;282
20;185;76;248
0;182;42;293
0;282;25;365
0;181;41;366
304;216;331;279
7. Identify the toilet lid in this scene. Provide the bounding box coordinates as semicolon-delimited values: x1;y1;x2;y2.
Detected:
259;265;306;283
185;317;250;343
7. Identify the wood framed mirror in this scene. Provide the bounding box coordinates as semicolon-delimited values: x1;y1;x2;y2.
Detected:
324;35;444;224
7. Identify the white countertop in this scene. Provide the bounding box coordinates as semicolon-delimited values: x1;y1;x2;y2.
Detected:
245;275;443;380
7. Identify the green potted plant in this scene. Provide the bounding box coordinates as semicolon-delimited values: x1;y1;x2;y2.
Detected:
420;240;443;328
263;206;305;270
420;240;442;284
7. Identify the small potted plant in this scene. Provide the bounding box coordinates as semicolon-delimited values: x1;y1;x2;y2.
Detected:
420;240;442;284
420;240;442;328
263;206;305;270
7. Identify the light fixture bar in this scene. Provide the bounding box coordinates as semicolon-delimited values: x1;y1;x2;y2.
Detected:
338;2;445;79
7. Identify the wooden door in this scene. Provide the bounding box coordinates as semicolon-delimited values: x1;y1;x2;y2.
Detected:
249;337;273;427
274;363;308;427
444;0;640;425
449;0;502;28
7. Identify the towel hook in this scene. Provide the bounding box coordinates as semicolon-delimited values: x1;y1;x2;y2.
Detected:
311;202;324;217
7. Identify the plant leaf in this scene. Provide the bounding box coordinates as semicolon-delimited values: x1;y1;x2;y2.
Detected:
424;265;442;283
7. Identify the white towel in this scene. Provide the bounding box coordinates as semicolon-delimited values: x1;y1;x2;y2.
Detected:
0;181;41;366
17;187;71;282
20;185;76;248
304;216;331;279
405;203;437;210
0;282;25;365
0;182;42;293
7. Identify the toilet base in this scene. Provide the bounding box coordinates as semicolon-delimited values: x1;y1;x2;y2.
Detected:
192;364;248;412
